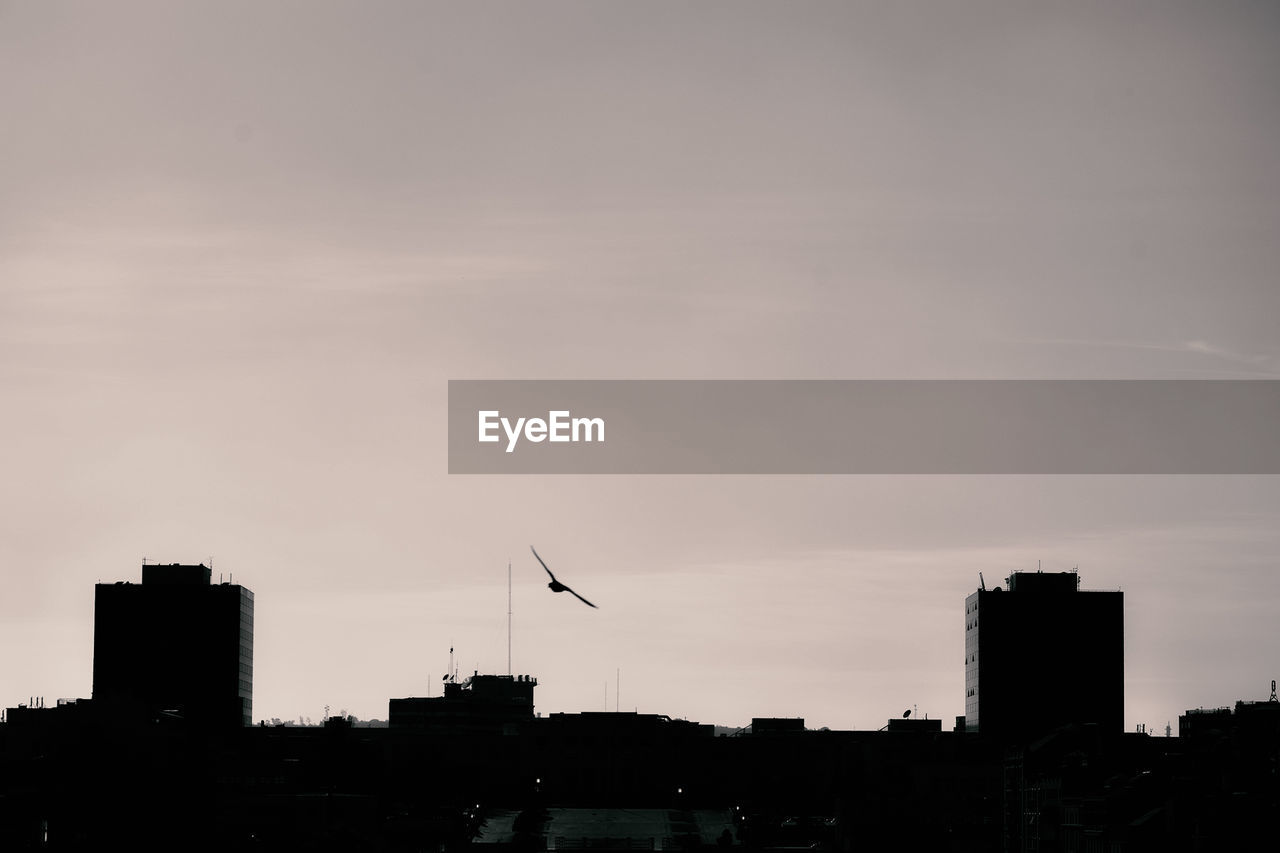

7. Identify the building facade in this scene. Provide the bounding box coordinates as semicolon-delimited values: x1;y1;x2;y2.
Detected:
964;571;1122;738
92;563;253;727
390;673;537;733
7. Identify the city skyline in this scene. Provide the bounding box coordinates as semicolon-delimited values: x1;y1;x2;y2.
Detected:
6;556;1271;736
4;1;1280;733
4;562;1274;850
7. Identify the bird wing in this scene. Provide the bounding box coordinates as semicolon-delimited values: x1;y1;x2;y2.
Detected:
565;585;598;609
530;546;557;582
532;546;597;607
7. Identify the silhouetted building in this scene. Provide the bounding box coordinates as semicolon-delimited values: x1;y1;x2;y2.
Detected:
389;672;536;733
1178;705;1233;739
750;717;805;735
1002;726;1166;852
1175;690;1280;846
964;570;1122;738
528;711;715;803
92;562;253;727
886;716;942;733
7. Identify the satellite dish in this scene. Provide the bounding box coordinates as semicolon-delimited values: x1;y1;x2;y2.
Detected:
903;709;911;718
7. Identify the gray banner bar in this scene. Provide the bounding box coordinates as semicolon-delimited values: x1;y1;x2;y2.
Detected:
448;380;1280;474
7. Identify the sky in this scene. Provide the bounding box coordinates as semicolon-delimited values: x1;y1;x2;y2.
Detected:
2;1;1279;731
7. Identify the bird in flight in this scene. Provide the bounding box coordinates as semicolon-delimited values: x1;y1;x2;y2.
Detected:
530;546;597;608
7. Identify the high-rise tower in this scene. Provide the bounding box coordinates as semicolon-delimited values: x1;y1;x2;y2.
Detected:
92;563;253;727
964;571;1122;738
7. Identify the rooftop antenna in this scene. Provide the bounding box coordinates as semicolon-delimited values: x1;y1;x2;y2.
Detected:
507;560;512;676
1270;679;1277;703
616;668;620;713
449;645;454;683
979;572;986;591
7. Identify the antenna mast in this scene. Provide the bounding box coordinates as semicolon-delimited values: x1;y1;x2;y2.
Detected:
508;560;513;676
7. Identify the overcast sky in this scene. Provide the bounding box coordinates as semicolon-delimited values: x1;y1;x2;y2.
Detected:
3;1;1279;730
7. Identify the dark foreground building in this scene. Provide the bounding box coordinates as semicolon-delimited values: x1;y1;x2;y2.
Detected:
964;571;1123;739
92;562;253;727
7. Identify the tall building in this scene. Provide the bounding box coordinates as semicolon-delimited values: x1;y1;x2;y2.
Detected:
964;571;1122;738
92;563;253;727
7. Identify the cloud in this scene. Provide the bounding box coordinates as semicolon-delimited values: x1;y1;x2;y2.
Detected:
1181;339;1280;373
1016;337;1280;377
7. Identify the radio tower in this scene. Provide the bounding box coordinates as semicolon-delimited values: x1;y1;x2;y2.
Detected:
507;560;513;676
